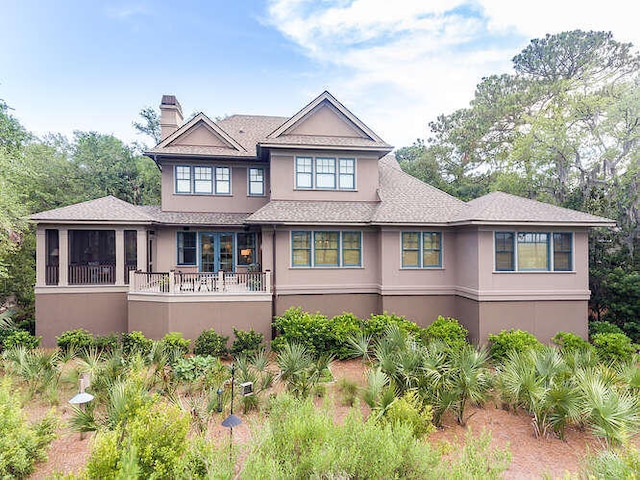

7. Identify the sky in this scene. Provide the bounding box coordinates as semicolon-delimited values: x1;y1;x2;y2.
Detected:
1;0;639;149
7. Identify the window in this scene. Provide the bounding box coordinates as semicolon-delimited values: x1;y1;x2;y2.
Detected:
553;233;573;271
193;167;213;194
237;233;256;266
248;168;264;196
494;232;573;272
292;231;362;267
175;166;231;194
339;158;355;189
177;231;197;265
175;166;191;193
495;232;514;271
315;158;336;189
401;232;442;268
295;157;313;188
124;230;137;283
215;167;231;194
295;156;356;190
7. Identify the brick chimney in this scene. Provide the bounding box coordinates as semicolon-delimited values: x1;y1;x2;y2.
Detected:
159;95;183;141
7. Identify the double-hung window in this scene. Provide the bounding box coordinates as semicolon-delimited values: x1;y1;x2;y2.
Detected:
248;168;265;196
193;167;213;194
215;167;231;194
175;166;192;193
401;232;442;268
292;231;362;267
177;231;197;266
494;232;573;271
295;156;356;190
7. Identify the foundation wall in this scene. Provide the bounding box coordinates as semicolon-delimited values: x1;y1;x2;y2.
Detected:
275;293;381;319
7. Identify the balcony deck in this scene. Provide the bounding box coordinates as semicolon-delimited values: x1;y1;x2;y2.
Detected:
129;271;272;295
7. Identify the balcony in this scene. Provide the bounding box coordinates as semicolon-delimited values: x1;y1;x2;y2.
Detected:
129;271;272;295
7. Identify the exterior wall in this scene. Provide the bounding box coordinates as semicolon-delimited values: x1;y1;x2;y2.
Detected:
160;160;269;213
380;295;457;328
287;105;364;138
36;288;129;347
453;227;480;292
269;152;379;201
274;227;380;296
275;293;380;319
379;227;456;296
128;295;272;343
454;296;481;344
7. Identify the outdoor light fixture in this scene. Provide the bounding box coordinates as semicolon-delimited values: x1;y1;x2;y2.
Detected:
221;363;242;458
240;381;253;396
69;373;94;440
216;387;223;413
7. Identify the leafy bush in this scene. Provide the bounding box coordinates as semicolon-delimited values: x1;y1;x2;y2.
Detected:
552;331;592;353
121;331;153;357
591;332;636;363
56;328;94;352
172;355;220;383
423;315;468;350
231;328;264;356
589;321;624;337
0;379;57;478
2;329;41;350
362;312;423;338
382;390;436;438
488;329;543;362
94;333;119;352
161;332;190;355
193;329;229;357
582;445;640;478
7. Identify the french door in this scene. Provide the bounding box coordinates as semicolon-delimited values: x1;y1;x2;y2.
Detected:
199;233;234;272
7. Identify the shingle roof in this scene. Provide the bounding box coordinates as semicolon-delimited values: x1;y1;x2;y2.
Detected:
258;134;391;150
30;196;155;223
246;201;378;225
217;115;287;153
457;191;615;226
139;206;249;226
371;155;469;225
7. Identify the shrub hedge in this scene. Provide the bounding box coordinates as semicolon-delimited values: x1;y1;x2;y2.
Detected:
194;329;229;357
488;329;543;362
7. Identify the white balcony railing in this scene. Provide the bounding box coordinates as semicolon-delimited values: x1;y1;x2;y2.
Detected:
129;271;271;294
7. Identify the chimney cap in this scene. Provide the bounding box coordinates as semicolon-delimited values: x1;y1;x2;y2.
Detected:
160;95;182;111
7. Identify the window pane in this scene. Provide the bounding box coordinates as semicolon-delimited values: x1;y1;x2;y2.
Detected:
176;166;191;193
292;232;311;266
237;233;256;266
339;158;355;190
553;233;572;271
402;232;420;267
517;233;549;270
296;158;312;188
316;158;336;189
342;232;361;266
177;232;197;265
495;232;514;271
194;166;213;194
215;167;231;194
248;168;264;195
314;231;339;266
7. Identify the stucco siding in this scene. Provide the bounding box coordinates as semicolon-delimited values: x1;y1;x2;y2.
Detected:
380;295;457;328
36;289;128;347
275;293;381;320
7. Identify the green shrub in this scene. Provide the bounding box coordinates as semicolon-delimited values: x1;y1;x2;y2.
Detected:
2;329;41;350
591;332;637;363
86;400;190;479
590;321;624;337
121;331;153;357
329;313;363;359
362;312;423;338
552;331;592;353
172;355;220;382
383;390;436;438
488;329;543;362
337;378;359;406
0;379;57;478
161;332;190;355
231;328;264;356
582;445;640;478
94;333;119;352
423;315;469;350
56;328;94;352
193;329;229;357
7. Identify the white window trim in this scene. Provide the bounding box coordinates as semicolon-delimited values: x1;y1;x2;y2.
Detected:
294;156;357;191
174;165;232;195
247;167;266;197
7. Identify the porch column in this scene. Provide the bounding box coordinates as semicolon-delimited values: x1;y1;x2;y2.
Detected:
136;228;147;272
115;229;125;285
261;226;274;272
35;227;46;287
59;228;69;286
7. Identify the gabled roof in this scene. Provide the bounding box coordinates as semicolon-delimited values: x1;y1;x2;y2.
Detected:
139;206;249;226
371;155;469;225
260;91;392;153
246;201;378;225
30;196;155;224
455;191;616;226
148;112;252;158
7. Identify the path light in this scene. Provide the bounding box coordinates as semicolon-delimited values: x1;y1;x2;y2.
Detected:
69;373;94;440
216;387;223;413
221;363;242;458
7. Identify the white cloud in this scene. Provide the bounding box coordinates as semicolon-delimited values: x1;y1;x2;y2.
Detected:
266;0;640;147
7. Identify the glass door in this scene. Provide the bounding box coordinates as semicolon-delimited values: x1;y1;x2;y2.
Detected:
199;233;235;272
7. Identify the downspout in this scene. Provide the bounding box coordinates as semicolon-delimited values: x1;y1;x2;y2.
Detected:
271;224;277;340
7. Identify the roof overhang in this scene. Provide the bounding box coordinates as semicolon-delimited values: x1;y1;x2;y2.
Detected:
447;220;618;228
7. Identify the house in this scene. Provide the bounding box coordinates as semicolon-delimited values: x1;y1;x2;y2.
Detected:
31;92;615;347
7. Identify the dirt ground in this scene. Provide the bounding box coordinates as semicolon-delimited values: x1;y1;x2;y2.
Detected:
29;359;607;479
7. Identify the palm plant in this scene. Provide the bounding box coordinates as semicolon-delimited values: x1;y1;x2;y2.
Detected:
346;331;373;362
276;341;331;398
362;367;396;420
448;345;492;426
